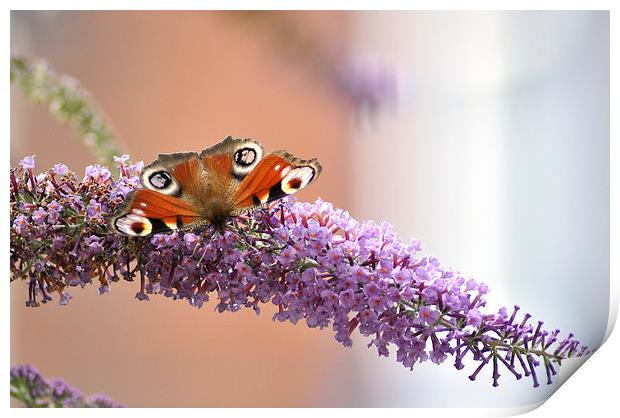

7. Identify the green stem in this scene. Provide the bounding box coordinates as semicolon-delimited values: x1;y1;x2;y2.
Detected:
10;53;125;167
11;380;37;407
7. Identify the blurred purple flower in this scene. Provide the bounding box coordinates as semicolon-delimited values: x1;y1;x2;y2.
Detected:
10;364;49;400
86;394;123;408
333;56;398;114
9;157;590;388
10;364;122;407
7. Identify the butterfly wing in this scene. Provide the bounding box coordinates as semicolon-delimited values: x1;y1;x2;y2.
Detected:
140;152;203;197
232;151;322;210
199;135;264;181
108;189;201;236
108;152;205;236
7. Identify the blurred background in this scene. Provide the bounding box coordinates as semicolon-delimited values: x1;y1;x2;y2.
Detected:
10;11;609;407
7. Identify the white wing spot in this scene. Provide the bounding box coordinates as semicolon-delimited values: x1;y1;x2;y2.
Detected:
280;166;291;177
281;166;315;194
114;213;152;236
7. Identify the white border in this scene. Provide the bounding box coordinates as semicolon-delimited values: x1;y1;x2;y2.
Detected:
0;0;617;11
4;1;617;417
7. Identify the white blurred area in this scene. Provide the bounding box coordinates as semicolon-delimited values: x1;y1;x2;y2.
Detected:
349;12;609;407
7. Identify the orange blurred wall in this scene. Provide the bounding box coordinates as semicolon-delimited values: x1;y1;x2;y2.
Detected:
11;11;359;407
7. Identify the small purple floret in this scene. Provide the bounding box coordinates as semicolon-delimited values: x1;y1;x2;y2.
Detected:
19;155;36;170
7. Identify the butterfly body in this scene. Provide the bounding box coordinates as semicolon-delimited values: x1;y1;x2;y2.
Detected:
108;136;321;236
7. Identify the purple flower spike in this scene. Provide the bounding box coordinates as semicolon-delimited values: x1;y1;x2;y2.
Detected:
10;364;122;407
10;364;49;399
10;157;591;388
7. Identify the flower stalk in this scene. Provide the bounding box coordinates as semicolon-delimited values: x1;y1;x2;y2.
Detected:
10;53;124;167
9;156;590;388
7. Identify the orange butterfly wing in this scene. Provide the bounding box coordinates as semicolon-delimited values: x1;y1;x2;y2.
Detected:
109;190;200;236
233;151;321;210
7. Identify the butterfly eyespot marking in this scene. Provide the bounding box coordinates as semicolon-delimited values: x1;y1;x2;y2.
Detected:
231;142;263;179
149;171;172;189
288;178;303;190
114;212;153;236
141;166;182;196
131;222;145;234
281;166;316;194
234;147;257;167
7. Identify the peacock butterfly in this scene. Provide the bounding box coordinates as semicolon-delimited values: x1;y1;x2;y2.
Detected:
108;135;322;236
